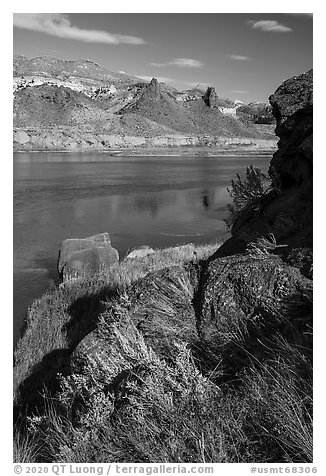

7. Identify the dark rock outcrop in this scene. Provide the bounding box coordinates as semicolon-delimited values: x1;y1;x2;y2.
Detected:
203;87;218;108
146;77;160;98
196;253;312;377
216;69;313;253
129;78;161;107
58;232;119;282
269;69;313;192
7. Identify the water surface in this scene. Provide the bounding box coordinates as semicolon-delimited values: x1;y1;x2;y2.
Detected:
13;153;270;345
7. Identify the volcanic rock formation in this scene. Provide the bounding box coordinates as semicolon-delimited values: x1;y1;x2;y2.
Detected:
203;86;218;108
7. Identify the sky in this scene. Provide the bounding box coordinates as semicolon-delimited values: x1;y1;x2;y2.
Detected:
13;12;313;103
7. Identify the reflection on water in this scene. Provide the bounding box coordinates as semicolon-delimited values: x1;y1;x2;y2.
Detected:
201;190;210;210
134;195;160;218
13;153;271;345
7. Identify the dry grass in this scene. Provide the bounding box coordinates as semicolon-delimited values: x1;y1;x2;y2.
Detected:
13;429;39;463
239;334;313;462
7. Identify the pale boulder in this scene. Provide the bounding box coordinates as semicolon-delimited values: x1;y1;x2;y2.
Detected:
58;233;119;282
125;245;155;260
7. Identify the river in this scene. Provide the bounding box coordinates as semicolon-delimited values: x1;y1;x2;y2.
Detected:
13;152;271;345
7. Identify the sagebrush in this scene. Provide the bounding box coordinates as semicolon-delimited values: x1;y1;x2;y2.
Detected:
226;165;270;228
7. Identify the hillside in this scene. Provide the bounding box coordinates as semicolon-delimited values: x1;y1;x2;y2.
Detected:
14;84;109;127
119;78;263;137
13;55;277;152
13;55;142;87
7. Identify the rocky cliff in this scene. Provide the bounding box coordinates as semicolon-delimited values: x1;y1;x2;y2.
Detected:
217;70;313;256
269;69;313;194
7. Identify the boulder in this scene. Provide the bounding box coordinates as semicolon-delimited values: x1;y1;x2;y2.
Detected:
125;245;155;260
14;130;30;144
71;265;198;374
58;232;119;282
58;233;111;266
196;253;312;377
70;315;142;380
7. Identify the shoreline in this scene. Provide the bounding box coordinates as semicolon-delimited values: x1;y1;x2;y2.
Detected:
13;147;276;157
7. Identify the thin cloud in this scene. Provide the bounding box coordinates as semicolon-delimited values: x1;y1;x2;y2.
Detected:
13;13;146;45
248;20;292;33
231;90;248;94
150;58;203;68
227;55;251;61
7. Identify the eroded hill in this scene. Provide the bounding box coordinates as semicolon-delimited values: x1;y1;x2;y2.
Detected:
13;55;277;152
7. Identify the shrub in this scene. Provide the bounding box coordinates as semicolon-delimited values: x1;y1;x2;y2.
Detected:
225;165;270;228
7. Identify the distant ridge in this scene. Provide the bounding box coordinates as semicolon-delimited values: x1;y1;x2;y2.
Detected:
13;55;142;85
13;55;277;152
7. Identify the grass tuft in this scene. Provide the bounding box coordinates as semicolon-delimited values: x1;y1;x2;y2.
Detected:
246;233;288;259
